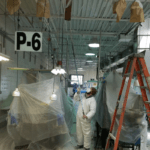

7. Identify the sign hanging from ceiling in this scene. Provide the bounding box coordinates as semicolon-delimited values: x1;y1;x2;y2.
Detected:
15;31;42;52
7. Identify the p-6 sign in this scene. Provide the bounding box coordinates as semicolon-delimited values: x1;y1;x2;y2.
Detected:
15;31;42;52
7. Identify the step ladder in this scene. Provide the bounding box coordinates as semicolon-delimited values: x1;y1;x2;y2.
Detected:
105;53;150;150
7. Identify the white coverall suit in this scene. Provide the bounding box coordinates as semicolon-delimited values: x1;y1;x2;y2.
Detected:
74;93;96;149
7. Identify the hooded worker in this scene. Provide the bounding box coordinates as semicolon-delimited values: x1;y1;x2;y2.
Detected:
74;87;97;150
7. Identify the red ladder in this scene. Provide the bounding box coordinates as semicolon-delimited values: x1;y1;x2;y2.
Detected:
105;53;150;150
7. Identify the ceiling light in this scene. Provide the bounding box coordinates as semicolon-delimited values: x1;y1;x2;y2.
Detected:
78;68;83;70
51;61;66;75
86;60;93;62
85;53;95;56
12;88;20;97
51;67;66;75
77;70;85;72
88;38;100;48
0;53;10;61
88;43;100;48
86;57;93;63
50;92;57;101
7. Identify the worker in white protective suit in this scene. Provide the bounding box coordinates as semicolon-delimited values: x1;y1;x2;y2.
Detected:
74;87;97;150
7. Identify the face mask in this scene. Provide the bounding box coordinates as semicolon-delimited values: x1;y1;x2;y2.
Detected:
85;92;91;98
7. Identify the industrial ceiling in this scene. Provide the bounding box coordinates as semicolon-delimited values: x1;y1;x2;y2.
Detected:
0;0;150;69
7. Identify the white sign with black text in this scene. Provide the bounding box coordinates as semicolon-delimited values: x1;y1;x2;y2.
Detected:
15;31;42;52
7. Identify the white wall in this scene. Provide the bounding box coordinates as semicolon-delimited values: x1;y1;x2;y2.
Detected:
0;10;48;108
69;67;97;82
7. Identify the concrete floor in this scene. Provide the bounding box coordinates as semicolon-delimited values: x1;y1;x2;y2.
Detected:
1;126;150;150
0;126;97;150
0;127;75;150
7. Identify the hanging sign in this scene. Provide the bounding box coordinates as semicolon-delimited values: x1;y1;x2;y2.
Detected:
15;31;42;52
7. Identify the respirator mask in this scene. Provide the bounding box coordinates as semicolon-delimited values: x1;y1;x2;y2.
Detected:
85;88;91;98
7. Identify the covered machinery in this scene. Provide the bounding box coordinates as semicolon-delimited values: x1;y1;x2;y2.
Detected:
95;71;147;144
7;72;75;150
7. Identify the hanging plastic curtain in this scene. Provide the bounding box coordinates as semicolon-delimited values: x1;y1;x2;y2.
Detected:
113;0;127;22
130;0;145;23
7;0;21;15
36;0;50;18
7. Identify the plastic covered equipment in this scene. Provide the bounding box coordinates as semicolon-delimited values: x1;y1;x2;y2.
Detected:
7;72;75;149
106;71;146;144
95;82;111;129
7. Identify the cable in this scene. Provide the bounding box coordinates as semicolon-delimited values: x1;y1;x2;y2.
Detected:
41;0;47;31
70;33;85;115
13;0;16;31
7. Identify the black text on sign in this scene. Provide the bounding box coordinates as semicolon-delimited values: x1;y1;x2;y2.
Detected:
15;31;42;52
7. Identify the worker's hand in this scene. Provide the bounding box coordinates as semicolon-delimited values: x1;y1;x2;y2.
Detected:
77;88;81;94
83;115;88;119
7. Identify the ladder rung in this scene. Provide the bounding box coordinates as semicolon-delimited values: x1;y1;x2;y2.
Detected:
144;101;150;104
124;73;130;77
140;86;148;90
109;133;116;141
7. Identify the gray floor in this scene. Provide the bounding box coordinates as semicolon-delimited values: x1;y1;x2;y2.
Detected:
0;126;97;150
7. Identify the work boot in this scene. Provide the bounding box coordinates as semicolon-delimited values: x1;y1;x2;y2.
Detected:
75;145;84;149
84;148;90;150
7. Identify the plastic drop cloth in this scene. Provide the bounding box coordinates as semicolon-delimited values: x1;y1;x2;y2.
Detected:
106;71;146;144
0;127;75;150
95;82;111;129
7;72;75;149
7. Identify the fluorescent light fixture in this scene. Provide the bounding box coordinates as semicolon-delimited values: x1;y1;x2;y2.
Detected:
88;43;100;48
77;70;85;71
85;53;95;56
86;60;93;62
78;68;83;70
50;92;57;101
86;57;93;63
0;53;10;61
12;88;20;97
51;66;66;75
88;38;100;48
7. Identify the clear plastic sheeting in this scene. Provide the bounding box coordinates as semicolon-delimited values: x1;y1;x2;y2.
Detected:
0;127;14;150
7;72;75;149
0;127;75;150
95;82;111;129
106;71;146;144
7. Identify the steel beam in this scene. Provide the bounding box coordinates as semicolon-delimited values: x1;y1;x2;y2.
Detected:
0;29;14;44
51;30;118;37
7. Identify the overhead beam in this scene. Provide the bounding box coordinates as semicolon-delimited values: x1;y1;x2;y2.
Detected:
51;30;118;37
0;14;129;22
19;27;118;37
52;15;129;22
57;44;113;47
0;29;14;44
